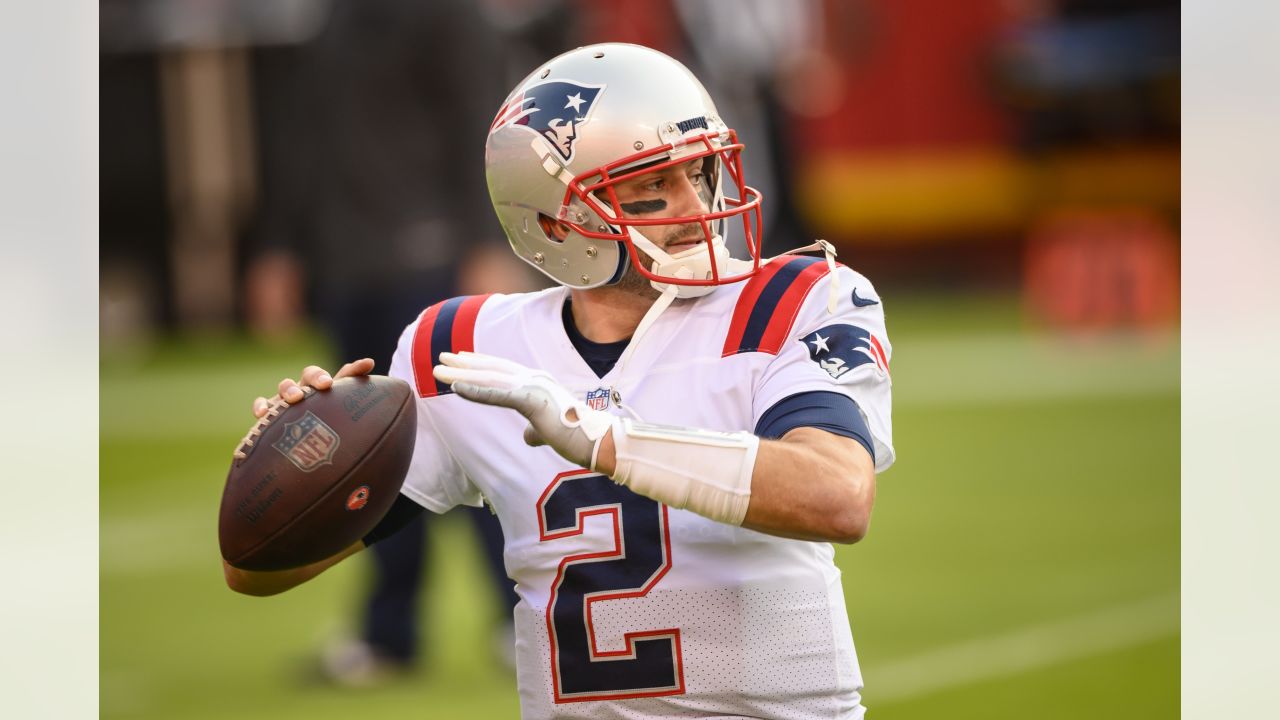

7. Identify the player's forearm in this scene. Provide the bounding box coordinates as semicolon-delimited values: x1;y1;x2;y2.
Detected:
223;541;365;597
741;428;876;544
597;425;875;543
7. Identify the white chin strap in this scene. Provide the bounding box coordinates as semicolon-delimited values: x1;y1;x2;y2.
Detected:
625;226;729;299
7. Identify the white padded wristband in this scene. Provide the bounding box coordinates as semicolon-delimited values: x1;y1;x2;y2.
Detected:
608;419;759;526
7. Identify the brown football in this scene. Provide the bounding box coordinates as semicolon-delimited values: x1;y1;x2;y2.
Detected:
218;375;416;571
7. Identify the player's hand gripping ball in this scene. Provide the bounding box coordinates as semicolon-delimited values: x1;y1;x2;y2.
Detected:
219;362;416;571
433;351;614;470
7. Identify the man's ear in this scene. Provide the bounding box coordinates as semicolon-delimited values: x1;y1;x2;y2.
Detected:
537;214;572;242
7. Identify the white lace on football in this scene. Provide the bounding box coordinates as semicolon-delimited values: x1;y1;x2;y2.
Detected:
232;389;308;461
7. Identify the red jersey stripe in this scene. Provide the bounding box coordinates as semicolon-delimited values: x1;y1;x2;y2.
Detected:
451;294;493;356
721;259;792;357
411;294;494;398
754;260;831;355
868;334;891;376
411;301;446;398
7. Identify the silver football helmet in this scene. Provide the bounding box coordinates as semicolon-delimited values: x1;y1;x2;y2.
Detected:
485;43;763;298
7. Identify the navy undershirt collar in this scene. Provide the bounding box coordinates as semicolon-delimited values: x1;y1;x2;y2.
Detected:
562;298;630;378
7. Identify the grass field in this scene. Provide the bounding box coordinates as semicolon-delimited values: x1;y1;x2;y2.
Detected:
100;293;1179;719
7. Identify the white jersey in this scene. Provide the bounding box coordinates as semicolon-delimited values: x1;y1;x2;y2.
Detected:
389;256;895;719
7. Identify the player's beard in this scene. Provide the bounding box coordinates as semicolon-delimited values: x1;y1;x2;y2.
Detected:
612;257;661;299
611;224;705;300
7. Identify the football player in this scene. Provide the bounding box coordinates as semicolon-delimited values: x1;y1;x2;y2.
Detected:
227;43;894;719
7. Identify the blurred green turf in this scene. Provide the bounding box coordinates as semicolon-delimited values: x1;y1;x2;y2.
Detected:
101;294;1179;719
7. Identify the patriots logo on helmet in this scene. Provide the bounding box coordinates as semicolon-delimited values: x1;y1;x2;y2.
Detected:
490;80;605;162
800;324;890;380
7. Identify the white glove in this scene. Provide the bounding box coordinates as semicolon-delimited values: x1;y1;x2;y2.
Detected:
432;351;615;470
434;351;758;526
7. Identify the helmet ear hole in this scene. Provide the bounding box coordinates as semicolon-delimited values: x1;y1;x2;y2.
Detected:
537;214;571;244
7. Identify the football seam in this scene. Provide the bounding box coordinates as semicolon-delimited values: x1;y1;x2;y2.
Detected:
227;385;414;568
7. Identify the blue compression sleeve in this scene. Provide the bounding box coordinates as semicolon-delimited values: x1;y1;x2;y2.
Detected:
754;391;875;462
362;492;426;546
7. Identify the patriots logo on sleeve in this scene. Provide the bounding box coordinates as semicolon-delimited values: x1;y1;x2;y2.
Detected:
801;324;890;379
489;80;604;162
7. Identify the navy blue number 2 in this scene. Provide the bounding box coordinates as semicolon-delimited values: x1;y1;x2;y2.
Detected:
536;469;684;703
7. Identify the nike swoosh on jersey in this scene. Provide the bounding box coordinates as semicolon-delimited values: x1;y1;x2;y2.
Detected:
851;287;879;307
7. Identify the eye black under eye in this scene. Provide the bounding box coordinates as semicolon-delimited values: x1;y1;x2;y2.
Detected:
620;199;668;214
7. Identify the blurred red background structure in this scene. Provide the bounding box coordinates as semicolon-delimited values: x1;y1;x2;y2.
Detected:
99;0;1179;340
1024;208;1178;331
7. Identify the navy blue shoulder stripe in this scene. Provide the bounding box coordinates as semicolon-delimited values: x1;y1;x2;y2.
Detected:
722;256;832;356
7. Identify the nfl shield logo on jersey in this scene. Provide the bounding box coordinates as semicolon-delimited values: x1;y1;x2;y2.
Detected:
585;388;611;411
273;411;341;472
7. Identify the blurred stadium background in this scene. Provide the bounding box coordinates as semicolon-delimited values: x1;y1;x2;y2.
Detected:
100;0;1179;717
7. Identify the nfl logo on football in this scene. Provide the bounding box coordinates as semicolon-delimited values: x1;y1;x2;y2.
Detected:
273;411;341;472
585;388;611;411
